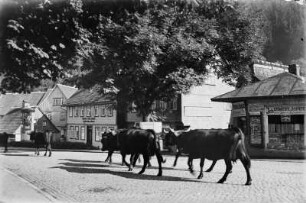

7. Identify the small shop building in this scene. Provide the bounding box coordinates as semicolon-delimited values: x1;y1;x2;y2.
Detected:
64;89;117;148
212;65;306;158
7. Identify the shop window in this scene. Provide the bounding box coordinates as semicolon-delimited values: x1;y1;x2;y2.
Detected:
101;105;106;117
268;115;304;150
81;126;85;140
69;126;76;139
75;126;79;140
95;127;101;141
250;116;262;146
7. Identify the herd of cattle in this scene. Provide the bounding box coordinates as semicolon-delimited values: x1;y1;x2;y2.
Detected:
0;127;252;186
101;127;252;185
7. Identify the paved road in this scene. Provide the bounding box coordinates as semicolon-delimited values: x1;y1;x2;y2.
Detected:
0;148;306;203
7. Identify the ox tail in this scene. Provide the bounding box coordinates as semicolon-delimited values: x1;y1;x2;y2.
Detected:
235;128;251;168
230;127;243;162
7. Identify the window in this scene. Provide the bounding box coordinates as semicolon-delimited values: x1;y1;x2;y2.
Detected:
107;105;113;117
159;100;167;111
69;126;75;139
95;127;101;141
169;98;177;110
101;105;106;117
53;98;63;106
47;113;52;120
81;126;85;140
74;107;79;117
80;106;84;117
131;102;137;113
43;121;47;127
75;126;79;140
94;106;99;117
86;106;91;117
69;107;73;117
101;127;107;134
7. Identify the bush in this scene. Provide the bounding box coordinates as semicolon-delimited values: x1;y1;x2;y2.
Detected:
9;141;99;150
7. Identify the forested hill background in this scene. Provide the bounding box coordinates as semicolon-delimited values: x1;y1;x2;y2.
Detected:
253;0;305;69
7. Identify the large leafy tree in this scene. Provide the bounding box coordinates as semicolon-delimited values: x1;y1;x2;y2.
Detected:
74;0;266;121
0;0;266;121
0;0;81;93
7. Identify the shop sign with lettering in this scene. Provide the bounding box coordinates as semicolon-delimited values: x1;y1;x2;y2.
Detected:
266;105;306;115
82;117;95;123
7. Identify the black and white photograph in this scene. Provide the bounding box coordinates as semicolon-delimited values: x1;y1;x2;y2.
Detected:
0;0;305;202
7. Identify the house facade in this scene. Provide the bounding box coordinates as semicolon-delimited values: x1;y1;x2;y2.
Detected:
0;92;45;141
126;71;235;129
212;64;306;158
65;89;117;148
38;84;78;138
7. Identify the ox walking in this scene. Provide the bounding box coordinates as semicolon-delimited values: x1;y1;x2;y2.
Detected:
102;128;164;176
165;127;252;185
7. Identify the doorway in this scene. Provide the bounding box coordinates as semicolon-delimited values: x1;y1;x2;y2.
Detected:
87;126;92;146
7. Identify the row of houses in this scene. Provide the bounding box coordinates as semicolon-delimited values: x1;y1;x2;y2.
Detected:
1;60;305;157
0;84;78;142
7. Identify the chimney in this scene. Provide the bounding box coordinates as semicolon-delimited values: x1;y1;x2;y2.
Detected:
288;64;301;77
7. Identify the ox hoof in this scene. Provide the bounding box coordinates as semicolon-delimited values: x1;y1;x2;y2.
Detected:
138;171;144;175
157;173;162;176
197;174;203;179
245;181;252;186
217;179;225;184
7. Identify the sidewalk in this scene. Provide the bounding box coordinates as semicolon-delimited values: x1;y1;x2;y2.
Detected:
0;168;58;203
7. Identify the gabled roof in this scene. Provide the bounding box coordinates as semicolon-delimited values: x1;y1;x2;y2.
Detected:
36;107;60;133
211;72;306;103
0;92;45;115
56;84;78;99
0;109;22;134
65;88;112;106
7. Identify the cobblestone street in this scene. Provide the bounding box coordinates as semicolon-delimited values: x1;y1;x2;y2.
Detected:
1;149;306;203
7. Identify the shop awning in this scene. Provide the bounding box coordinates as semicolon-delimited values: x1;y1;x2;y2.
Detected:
211;72;306;103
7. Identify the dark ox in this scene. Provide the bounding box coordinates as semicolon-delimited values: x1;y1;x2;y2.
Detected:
165;128;218;172
101;131;154;167
0;132;14;153
102;129;164;176
166;127;252;185
29;131;52;157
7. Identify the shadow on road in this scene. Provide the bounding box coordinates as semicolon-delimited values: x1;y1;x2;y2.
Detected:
1;153;30;157
59;158;194;172
51;161;203;183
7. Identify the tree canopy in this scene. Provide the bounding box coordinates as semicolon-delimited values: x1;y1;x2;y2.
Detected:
0;0;267;121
